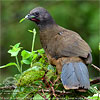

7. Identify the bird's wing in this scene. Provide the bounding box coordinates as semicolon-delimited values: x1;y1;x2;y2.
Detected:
49;27;91;59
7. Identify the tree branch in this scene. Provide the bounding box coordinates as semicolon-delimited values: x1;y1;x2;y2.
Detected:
90;77;100;85
91;64;100;72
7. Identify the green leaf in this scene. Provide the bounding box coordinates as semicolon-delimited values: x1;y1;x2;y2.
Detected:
21;50;34;65
37;49;45;54
46;65;55;82
88;93;100;99
14;43;20;48
0;62;17;68
21;59;31;64
32;62;44;67
8;43;21;57
46;71;54;82
28;29;33;33
21;50;31;59
14;74;21;80
33;80;44;86
8;49;20;57
33;94;44;100
33;93;50;100
47;65;55;72
11;86;34;99
32;54;38;60
19;18;25;23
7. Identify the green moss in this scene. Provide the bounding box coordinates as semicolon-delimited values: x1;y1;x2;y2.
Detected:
17;66;45;86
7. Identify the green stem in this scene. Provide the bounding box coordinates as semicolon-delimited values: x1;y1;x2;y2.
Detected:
31;29;36;67
21;63;23;74
31;29;36;52
15;56;21;73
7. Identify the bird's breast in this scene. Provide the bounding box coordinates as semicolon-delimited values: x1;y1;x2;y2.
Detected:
39;29;58;57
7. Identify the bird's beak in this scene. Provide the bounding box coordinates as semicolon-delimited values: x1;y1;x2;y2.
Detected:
25;14;29;19
25;14;35;20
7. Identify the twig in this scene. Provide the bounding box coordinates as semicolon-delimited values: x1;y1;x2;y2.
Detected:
43;76;58;99
41;88;45;95
50;81;57;97
41;88;48;99
38;84;48;100
41;54;48;63
50;80;54;86
53;76;60;85
91;64;100;72
45;78;57;97
38;89;70;94
90;77;100;85
0;86;15;90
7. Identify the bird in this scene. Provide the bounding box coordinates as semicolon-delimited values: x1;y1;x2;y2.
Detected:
25;7;92;90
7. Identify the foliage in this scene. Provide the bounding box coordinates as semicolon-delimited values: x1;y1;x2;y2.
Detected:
0;29;36;74
0;43;22;73
0;29;100;99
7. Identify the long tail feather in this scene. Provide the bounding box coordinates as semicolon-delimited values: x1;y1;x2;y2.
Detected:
61;62;90;89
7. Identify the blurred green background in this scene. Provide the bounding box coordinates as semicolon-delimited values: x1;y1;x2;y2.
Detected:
0;0;99;82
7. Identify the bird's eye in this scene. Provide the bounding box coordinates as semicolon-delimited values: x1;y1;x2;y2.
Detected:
34;12;39;16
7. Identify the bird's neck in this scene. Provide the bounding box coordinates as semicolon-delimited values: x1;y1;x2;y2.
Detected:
37;18;56;30
39;23;58;49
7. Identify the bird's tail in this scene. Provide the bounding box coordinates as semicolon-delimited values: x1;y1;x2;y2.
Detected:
61;62;90;90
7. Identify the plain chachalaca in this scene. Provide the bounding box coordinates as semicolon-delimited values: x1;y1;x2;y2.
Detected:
25;7;92;90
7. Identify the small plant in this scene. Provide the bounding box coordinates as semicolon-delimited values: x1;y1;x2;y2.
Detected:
0;28;37;74
0;43;22;73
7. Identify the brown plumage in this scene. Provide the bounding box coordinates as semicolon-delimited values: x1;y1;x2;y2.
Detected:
25;7;92;90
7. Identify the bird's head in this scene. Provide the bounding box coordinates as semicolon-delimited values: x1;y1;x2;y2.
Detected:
25;7;55;27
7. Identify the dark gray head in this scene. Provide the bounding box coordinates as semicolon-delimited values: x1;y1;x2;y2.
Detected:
25;7;55;28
